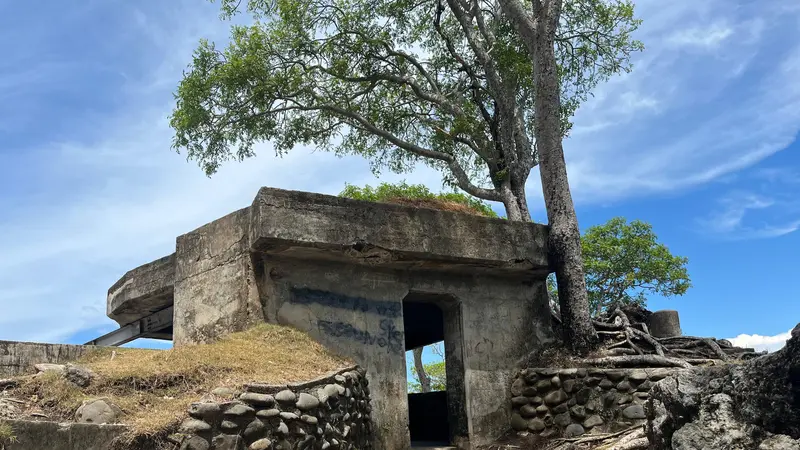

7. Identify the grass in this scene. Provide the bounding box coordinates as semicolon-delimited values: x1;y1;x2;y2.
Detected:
13;324;350;442
0;420;14;446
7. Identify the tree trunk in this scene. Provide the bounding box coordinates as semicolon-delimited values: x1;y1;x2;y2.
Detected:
498;0;597;353
500;179;531;222
413;347;431;393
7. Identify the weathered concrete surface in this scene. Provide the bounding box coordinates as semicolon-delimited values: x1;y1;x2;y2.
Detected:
2;419;126;450
249;188;550;275
257;256;554;450
0;341;96;377
648;310;682;338
172;208;262;346
107;253;175;326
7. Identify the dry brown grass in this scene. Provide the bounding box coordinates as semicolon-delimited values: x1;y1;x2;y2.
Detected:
383;197;494;216
15;324;350;440
0;420;14;443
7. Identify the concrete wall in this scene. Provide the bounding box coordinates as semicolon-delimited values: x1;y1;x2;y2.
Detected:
173;208;263;346
107;253;175;326
0;341;96;377
254;256;554;450
2;420;126;450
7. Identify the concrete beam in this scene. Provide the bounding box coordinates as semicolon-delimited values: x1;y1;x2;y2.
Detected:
87;307;173;347
249;188;549;276
107;253;175;326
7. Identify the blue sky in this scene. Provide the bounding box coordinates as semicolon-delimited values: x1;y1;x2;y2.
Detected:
1;0;799;362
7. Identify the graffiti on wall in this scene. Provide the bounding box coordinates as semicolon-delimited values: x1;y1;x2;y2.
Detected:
289;287;401;318
317;318;404;354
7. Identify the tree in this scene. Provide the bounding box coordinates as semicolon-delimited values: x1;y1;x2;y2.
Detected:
495;0;641;352
548;217;691;317
408;344;447;393
169;0;642;351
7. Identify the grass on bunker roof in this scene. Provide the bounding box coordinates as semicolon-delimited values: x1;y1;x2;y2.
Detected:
15;324;350;441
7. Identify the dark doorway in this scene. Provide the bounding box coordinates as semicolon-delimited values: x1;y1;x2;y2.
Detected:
403;292;467;448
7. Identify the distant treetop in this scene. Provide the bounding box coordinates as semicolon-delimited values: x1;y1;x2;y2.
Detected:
339;182;499;218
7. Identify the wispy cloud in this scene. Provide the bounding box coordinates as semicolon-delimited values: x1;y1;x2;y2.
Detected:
697;168;800;239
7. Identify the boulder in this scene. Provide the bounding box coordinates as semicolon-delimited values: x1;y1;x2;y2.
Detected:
75;398;123;424
648;322;800;449
64;364;94;388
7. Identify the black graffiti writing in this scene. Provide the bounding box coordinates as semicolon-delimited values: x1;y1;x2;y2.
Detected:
317;319;404;354
290;287;401;318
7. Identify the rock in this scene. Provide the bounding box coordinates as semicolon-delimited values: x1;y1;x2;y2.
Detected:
758;435;800;450
297;392;320;410
511;396;529;407
536;405;549;415
648;309;682;338
528;418;546;432
277;421;289;435
280;412;299;420
275;389;297;404
565;424;585;438
520;405;538;418
575;388;592;405
622;404;646;419
646;368;673;382
583;415;603;429
529;396;543;406
792;323;800;339
617;394;633;405
301;414;318;425
636;380;653;392
179;436;210;450
551;376;561;388
240;393;274;406
544;390;568;406
569;405;586;420
224;403;255;417
220;420;238;431
243;419;267;439
211;434;242;450
64;364;94;388
250;438;273;450
521;387;538;397
188;402;221;420
584;377;601;387
535;379;552;391
34;363;65;374
211;387;237;397
554;412;571;427
179;419;212;433
75;398;122;424
629;370;648;383
560;368;578;379
511;413;528;431
599;379;614;389
511;377;526;396
562;379;577;393
616;380;633;392
606;370;626;381
552;403;568;414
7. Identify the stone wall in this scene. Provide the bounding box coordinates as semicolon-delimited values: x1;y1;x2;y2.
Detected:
0;341;96;377
510;368;682;438
172;367;372;450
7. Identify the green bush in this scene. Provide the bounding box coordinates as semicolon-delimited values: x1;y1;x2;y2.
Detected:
340;181;498;218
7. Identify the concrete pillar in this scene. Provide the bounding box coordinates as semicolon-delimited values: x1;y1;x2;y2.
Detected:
648;310;682;338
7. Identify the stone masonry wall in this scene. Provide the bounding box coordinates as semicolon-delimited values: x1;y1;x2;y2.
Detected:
510;368;683;439
0;341;95;377
172;367;372;450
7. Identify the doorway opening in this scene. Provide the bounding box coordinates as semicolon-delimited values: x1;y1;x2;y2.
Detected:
403;292;467;448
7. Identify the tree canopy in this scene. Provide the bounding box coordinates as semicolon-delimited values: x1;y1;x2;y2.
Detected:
169;0;642;220
549;217;691;316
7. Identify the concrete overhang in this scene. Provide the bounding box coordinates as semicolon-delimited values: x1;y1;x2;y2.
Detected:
106;253;175;326
249;187;550;276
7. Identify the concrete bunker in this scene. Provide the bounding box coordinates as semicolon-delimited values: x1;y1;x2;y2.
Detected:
91;187;556;449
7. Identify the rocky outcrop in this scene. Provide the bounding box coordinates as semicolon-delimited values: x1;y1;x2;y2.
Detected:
648;323;800;449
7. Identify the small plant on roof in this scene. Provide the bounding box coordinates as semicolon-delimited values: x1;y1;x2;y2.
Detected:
339;182;499;218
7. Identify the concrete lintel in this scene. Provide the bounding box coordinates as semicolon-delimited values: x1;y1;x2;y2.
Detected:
249;187;549;273
107;253;175;326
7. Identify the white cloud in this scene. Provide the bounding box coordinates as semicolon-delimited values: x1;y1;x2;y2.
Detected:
668;22;733;49
727;330;792;353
